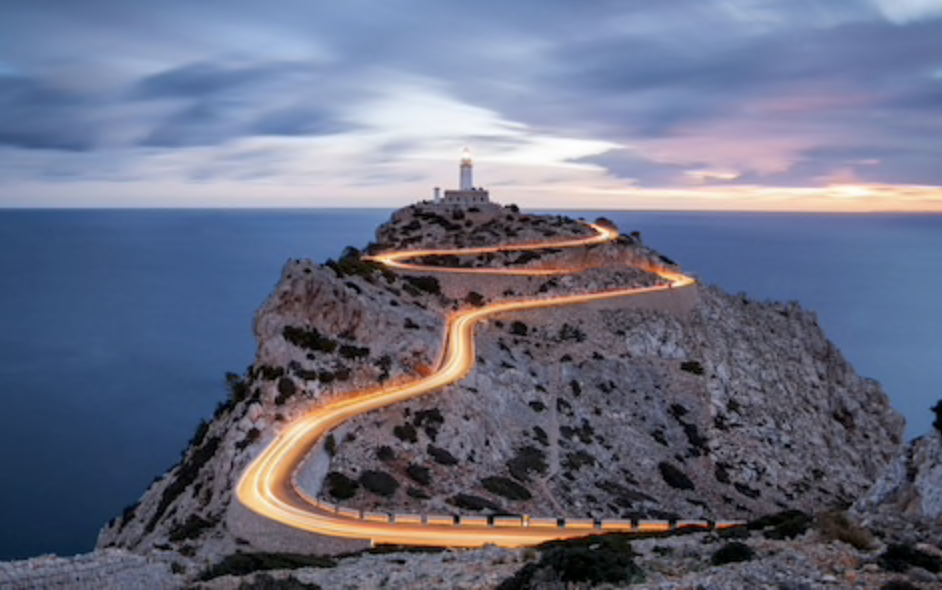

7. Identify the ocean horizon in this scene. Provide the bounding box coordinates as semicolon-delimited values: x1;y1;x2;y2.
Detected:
0;208;940;560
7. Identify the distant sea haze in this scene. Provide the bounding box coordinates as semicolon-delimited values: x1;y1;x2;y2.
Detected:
0;209;939;561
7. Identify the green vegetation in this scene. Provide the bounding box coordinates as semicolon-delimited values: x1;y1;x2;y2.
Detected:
680;360;705;375
449;493;501;512
747;509;812;540
563;450;596;471
226;372;250;403
376;445;396;462
236;574;322;590
658;462;695;491
324;472;359;500
815;511;875;550
274;377;297;405
168;514;216;542
393;423;418;443
509;321;529;336
325;246;394;283
932;399;942;435
482;476;532;500
710;541;754;566
879;581;920;590
359;470;399;497
236;428;261;451
188;419;210;449
402;275;442;296
256;365;285;381
406;463;431;486
507;446;548;482
878;543;942;573
497;534;643;589
282;326;337;353
465;291;486;307
145;435;221;534
338;344;370;360
557;323;586;343
198;553;336;582
427;444;459;466
324;433;337;457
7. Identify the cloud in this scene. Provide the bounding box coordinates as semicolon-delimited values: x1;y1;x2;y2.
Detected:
0;75;98;151
0;0;940;208
869;0;942;23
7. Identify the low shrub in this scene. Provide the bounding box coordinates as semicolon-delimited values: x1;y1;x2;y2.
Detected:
393;423;418;443
376;446;396;462
324;472;359;500
359;470;399;497
198;553;335;581
406;463;431;486
878;543;942;573
282;326;336;353
748;509;812;540
275;377;297;405
169;514;216;542
680;360;705;375
815;511;875;550
236;428;261;451
338;344;370;360
146;435;221;534
509;321;529;336
465;291;486;307
482;476;531;501
658;462;695;491
507;446;548;482
497;534;643;589
932;399;942;435
402;275;442;296
428;444;459;466
449;494;501;512
879;581;921;590
324;433;337;457
236;574;322;590
711;541;754;566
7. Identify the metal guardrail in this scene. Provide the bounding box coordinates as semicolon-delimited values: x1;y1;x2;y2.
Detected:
311;498;745;532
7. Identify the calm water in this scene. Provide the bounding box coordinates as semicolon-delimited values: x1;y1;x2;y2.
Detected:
0;209;939;560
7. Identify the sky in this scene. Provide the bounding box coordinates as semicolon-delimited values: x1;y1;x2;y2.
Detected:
0;0;941;211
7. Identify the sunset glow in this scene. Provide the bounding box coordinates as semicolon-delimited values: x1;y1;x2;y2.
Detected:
0;2;940;211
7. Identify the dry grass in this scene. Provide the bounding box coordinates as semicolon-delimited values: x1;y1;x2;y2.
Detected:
816;511;876;551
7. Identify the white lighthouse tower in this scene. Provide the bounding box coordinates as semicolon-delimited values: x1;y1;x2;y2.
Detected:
442;148;490;207
459;147;474;190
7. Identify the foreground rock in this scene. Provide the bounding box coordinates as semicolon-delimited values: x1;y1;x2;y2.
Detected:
853;429;942;547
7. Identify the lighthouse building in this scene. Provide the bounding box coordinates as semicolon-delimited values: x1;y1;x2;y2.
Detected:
434;149;491;207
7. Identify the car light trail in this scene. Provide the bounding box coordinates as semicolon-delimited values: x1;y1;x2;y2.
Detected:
237;222;741;547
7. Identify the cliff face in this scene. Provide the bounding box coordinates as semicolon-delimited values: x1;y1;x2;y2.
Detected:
320;285;903;522
853;431;942;530
94;206;904;577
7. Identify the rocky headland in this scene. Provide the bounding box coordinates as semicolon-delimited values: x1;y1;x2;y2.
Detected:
4;204;940;590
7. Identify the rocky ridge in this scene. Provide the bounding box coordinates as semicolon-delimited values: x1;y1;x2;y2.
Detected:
4;205;932;589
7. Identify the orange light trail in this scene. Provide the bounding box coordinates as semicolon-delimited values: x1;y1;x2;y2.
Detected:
236;222;741;547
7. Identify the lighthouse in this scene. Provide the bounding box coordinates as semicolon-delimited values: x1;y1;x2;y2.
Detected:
460;147;474;190
441;148;491;207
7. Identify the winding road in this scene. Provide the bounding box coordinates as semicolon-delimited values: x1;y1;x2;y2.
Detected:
236;221;736;548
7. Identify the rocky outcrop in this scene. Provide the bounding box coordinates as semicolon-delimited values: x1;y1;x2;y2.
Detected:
97;256;447;560
853;431;942;530
373;203;593;251
320;286;903;523
75;206;910;589
0;549;178;589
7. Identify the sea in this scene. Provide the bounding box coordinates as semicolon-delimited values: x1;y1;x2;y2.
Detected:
0;209;939;560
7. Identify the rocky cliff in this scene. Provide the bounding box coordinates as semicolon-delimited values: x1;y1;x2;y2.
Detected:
29;204;917;588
